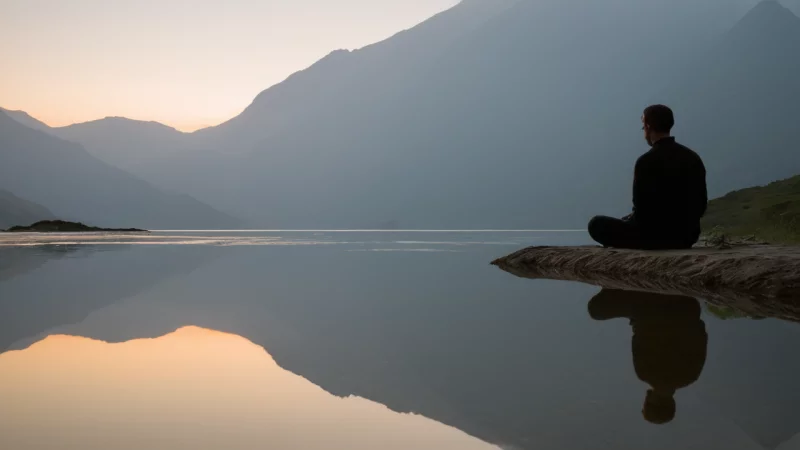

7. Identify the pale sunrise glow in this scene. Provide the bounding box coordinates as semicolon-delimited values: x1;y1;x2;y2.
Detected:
0;0;458;131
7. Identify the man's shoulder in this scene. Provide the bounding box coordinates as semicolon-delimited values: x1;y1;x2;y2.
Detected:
636;147;659;166
663;137;693;152
657;138;704;162
672;140;697;153
672;140;705;164
635;151;653;170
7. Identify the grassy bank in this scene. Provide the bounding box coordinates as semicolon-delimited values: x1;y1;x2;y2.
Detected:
702;175;800;244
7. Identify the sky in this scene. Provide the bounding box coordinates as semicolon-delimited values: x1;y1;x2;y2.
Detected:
0;0;458;131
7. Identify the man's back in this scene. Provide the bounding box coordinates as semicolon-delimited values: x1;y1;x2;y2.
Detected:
588;105;708;250
633;137;707;236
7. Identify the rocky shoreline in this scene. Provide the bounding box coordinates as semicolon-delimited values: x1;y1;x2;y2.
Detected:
492;245;800;322
4;220;148;233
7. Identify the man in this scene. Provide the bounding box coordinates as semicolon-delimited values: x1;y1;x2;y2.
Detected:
588;288;708;425
588;105;707;249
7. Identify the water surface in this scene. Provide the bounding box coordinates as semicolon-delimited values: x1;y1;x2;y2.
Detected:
1;231;799;450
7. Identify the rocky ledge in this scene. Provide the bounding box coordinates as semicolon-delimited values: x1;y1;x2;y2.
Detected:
4;220;148;233
492;245;800;322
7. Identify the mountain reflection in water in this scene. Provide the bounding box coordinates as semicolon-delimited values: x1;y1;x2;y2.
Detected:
3;234;800;450
0;326;496;450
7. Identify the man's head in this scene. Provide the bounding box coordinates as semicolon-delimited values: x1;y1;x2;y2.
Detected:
641;104;674;146
642;389;676;425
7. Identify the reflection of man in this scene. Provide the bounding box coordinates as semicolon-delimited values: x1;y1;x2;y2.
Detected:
588;288;708;424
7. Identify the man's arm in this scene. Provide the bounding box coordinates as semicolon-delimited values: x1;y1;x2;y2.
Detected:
632;154;656;221
696;158;708;218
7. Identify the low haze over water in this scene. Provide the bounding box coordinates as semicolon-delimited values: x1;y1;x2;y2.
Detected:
2;231;800;449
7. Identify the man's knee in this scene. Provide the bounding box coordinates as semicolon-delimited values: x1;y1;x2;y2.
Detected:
588;216;607;241
588;289;631;321
588;215;635;248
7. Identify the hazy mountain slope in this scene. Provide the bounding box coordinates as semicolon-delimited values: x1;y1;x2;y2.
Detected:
129;0;522;211
193;0;520;150
8;0;791;229
188;0;746;228
784;0;800;15
0;245;220;352
658;0;800;196
0;190;55;229
0;111;238;229
52;117;195;172
0;108;52;133
0;111;235;216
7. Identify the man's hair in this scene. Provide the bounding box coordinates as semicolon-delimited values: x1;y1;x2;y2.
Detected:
643;104;675;133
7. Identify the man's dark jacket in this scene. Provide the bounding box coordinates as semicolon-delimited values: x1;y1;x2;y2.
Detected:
632;137;707;238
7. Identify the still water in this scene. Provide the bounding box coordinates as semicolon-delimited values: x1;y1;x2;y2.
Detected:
1;231;799;450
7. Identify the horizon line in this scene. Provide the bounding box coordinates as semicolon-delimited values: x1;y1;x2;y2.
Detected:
149;229;587;233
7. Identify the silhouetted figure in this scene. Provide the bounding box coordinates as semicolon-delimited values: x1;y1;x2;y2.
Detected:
588;288;707;424
588;105;708;249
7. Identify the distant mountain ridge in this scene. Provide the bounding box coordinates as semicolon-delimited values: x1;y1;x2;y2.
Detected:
0;108;52;133
0;111;239;229
194;0;520;149
783;0;800;15
52;116;194;172
657;0;800;192
5;0;800;228
188;0;794;228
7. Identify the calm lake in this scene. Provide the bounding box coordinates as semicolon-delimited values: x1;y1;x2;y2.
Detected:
1;231;799;450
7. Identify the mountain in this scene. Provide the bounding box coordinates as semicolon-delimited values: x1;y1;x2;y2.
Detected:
657;0;800;195
48;117;238;210
8;0;795;229
0;1;521;213
0;111;239;229
89;0;738;228
0;108;51;133
784;0;800;15
52;117;194;172
0;112;233;215
177;0;749;228
703;174;800;243
0;111;198;184
0;244;220;352
194;0;521;150
0;190;55;230
124;0;526;215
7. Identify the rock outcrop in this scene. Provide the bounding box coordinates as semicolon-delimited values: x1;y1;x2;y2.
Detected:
492;245;800;322
5;220;148;233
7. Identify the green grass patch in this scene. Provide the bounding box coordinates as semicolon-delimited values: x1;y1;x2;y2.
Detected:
702;175;800;244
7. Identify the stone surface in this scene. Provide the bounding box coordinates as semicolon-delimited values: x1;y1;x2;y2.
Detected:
492;245;800;322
